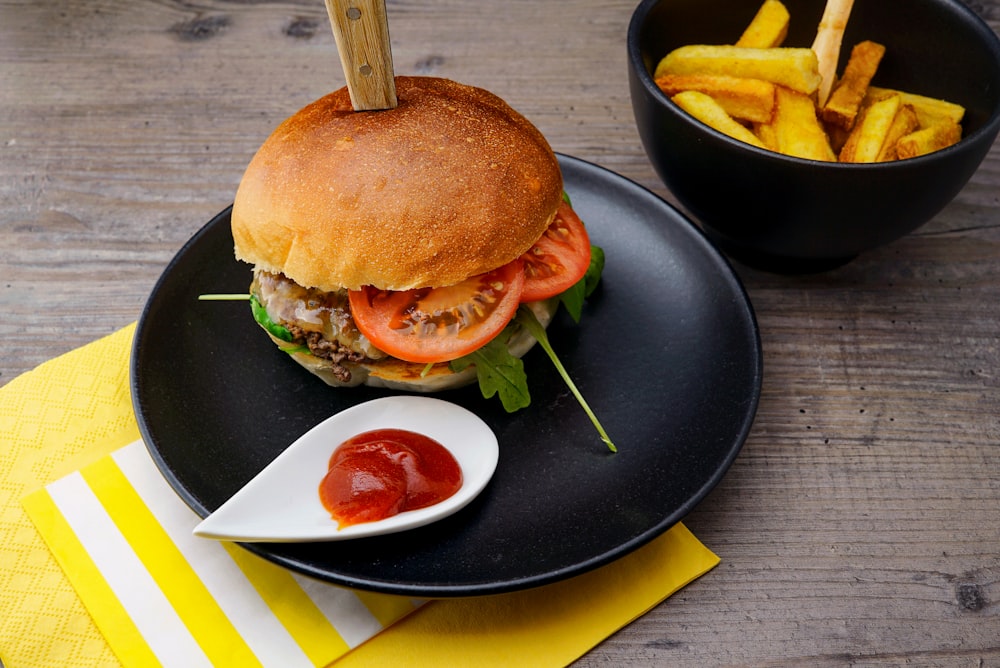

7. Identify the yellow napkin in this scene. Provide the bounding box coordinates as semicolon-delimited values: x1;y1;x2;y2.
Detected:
1;324;720;668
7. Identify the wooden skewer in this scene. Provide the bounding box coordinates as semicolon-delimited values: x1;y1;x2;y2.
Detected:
811;0;855;107
324;0;397;110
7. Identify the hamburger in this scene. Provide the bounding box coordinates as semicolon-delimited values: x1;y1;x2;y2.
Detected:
230;76;597;403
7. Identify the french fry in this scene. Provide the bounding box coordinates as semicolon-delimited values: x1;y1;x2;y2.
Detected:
866;86;966;126
754;120;779;151
655;0;965;162
821;40;886;130
735;0;791;48
655;45;821;95
656;74;777;123
824;122;851;154
876;104;919;161
839;94;902;162
895;122;962;159
811;0;855;106
671;90;768;149
755;86;837;161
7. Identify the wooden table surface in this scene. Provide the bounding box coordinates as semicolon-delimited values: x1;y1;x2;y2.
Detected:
3;0;999;664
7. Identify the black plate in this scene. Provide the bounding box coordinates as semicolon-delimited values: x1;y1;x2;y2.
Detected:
131;155;761;597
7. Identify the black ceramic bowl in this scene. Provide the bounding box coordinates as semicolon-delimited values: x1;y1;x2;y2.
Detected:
628;0;1000;272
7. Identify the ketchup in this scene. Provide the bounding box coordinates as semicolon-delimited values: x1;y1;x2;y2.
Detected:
319;428;463;528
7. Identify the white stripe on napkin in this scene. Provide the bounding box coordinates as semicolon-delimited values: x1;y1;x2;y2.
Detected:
47;472;214;668
112;442;315;667
31;440;423;667
292;573;385;648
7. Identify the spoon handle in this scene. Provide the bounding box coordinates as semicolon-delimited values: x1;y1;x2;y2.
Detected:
324;0;398;110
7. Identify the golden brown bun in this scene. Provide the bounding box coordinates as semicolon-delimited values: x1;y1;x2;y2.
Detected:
232;76;563;292
271;299;559;391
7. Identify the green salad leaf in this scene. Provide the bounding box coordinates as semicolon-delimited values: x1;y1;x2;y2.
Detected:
515;306;616;452
451;236;615;451
450;332;530;413
199;293;308;353
248;294;295;342
560;244;606;323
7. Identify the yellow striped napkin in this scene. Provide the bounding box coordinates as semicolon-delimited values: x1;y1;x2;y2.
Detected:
3;324;721;668
23;440;421;667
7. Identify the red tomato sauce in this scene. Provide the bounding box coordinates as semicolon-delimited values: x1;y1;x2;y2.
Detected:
319;428;463;528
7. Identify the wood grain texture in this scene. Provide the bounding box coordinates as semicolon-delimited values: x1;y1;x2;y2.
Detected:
2;0;998;664
325;0;398;109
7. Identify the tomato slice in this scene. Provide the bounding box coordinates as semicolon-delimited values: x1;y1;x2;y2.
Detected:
348;260;525;364
519;201;592;303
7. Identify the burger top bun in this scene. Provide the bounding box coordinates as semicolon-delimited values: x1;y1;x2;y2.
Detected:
231;76;564;292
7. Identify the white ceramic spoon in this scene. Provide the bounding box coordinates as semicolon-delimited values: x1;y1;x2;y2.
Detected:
193;396;499;542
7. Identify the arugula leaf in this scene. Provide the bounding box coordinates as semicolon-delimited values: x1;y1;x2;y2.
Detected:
198;293;251;301
560;244;606;323
199;293;309;353
582;244;605;298
559;278;586;324
450;334;531;412
515;306;617;452
249;294;295;343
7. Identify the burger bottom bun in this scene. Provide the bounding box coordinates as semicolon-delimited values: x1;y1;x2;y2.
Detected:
269;299;559;392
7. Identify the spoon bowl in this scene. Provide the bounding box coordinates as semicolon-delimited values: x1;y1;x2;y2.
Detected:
193;396;499;542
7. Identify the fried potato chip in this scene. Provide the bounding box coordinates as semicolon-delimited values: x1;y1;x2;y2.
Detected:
824;122;851;154
866;86;966;126
839;94;902;162
876;104;919;161
655;45;821;95
755;86;837;161
656;74;777;123
671;90;768;149
821;40;886;130
735;0;790;48
754;120;779;151
895;122;962;159
655;1;964;161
